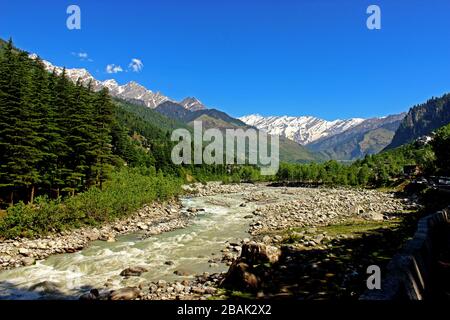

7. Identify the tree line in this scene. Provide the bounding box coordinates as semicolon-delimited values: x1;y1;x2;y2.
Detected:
0;39;115;205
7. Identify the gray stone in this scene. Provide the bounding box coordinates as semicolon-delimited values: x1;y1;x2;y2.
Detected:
120;266;148;277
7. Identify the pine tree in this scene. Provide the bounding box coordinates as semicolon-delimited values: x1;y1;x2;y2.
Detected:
88;88;114;189
0;40;43;204
35;65;63;197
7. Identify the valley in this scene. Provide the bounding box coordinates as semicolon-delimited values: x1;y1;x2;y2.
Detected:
1;34;450;303
0;182;416;300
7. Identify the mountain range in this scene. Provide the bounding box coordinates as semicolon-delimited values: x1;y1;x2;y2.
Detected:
240;113;406;160
31;55;317;163
35;53;450;163
33;55;207;111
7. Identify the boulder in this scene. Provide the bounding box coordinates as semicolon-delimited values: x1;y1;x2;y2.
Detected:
222;262;259;291
240;242;280;265
110;287;140;300
120;266;148;277
174;269;192;276
29;281;62;294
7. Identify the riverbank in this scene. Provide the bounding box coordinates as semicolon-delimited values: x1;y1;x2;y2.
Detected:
0;182;259;271
0;200;186;270
0;182;418;300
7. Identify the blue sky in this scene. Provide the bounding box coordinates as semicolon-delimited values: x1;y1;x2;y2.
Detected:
1;0;450;120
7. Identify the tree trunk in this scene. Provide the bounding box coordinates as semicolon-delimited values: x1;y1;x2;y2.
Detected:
9;190;14;207
30;185;35;204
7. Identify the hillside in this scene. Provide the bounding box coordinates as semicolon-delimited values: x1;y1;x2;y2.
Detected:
386;93;450;150
308;114;405;160
155;101;320;163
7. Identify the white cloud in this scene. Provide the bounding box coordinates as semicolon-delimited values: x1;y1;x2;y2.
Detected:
106;64;123;74
129;58;144;72
72;52;90;61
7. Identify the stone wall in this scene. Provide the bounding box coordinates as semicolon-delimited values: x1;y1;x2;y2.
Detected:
360;206;450;300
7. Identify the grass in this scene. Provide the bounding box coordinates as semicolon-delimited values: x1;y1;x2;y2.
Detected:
0;167;183;239
300;218;401;237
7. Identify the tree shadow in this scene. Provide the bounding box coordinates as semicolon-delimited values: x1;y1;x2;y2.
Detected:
225;211;426;300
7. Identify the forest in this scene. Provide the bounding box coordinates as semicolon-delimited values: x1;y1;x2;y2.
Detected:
1;38;449;239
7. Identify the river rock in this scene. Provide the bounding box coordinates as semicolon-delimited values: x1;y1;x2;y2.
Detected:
222;262;259;291
18;248;30;256
240;242;280;265
22;257;35;266
110;287;140;300
174;269;192;276
360;211;384;221
157;280;167;287
29;281;62;294
120;266;148;277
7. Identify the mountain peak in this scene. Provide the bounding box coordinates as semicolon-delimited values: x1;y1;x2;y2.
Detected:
179;97;207;111
35;57;170;108
240;114;367;145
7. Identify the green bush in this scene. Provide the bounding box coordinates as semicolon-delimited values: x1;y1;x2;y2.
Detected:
0;167;183;239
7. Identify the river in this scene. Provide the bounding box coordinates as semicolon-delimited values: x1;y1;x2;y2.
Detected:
0;192;256;300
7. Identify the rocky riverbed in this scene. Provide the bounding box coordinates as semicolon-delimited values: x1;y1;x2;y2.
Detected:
0;182;417;300
0;200;186;270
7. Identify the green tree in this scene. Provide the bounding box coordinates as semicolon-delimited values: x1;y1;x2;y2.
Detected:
431;124;450;175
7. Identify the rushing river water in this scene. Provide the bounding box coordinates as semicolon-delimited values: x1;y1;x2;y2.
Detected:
0;193;256;300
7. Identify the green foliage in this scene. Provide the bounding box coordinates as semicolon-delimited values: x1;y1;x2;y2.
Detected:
431;123;450;175
387;93;450;149
0;168;183;238
275;143;434;187
0;40;114;204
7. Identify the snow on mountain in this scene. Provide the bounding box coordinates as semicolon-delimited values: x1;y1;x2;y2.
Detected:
30;55;213;111
179;97;207;111
32;56;171;108
239;114;365;145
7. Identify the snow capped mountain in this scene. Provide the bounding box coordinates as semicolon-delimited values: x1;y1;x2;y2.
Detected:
32;56;171;109
179;97;207;111
240;114;365;145
30;55;213;111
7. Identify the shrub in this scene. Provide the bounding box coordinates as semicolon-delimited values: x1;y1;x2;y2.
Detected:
0;167;183;239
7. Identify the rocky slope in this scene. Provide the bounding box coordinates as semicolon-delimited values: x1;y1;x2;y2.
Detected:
239;114;365;145
179;97;207;111
385;93;450;150
240;113;405;160
307;113;405;160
